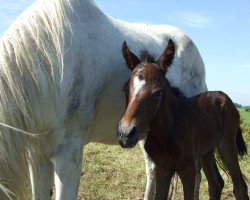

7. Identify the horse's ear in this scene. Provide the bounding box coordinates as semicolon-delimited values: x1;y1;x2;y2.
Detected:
122;41;141;71
157;39;175;73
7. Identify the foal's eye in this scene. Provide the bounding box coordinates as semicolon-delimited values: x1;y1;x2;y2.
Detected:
138;74;143;80
152;89;162;99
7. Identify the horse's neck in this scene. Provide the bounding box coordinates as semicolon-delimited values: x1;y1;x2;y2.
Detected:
148;84;181;146
144;86;182;164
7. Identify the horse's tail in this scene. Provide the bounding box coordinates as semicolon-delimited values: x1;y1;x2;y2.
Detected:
236;126;247;157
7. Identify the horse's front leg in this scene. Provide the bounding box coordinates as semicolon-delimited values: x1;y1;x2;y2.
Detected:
155;166;174;200
139;140;179;200
28;153;54;200
51;132;84;200
194;159;201;200
139;140;156;200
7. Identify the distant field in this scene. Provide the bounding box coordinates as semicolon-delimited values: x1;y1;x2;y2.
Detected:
239;108;250;127
78;112;250;200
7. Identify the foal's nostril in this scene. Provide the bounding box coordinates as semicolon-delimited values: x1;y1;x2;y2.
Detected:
118;122;123;137
127;126;137;139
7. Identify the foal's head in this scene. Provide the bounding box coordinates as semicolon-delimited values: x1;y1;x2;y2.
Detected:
118;39;175;148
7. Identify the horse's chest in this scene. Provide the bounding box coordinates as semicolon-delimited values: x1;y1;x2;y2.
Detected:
145;135;188;170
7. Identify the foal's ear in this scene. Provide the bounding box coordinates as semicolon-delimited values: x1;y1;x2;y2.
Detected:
157;39;175;73
122;41;141;71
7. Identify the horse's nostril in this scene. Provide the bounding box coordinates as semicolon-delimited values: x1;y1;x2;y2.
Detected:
127;126;137;139
117;122;123;138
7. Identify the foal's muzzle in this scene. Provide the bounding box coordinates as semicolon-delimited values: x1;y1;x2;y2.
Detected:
117;122;139;148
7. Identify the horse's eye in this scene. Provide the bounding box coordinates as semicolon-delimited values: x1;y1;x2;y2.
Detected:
152;89;162;99
138;74;143;80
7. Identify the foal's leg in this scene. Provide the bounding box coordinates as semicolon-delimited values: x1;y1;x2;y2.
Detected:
51;132;84;200
217;140;249;200
200;151;224;200
139;140;156;200
178;161;196;200
28;153;54;200
194;159;201;200
139;140;178;200
155;166;174;200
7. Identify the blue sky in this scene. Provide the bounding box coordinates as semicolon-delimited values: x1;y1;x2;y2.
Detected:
1;0;250;106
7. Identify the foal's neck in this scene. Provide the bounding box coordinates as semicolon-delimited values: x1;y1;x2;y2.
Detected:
144;81;183;163
149;81;181;144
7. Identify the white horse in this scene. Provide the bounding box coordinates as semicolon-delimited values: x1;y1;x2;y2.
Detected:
0;0;206;199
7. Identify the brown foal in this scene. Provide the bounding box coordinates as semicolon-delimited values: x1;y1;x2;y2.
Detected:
118;39;249;200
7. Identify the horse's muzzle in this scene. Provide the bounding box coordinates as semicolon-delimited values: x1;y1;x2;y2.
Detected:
117;122;139;148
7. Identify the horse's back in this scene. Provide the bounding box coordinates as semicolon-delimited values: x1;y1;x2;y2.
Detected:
176;91;239;155
112;19;206;97
196;91;238;116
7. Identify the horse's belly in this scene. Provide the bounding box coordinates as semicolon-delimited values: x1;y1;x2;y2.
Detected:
194;129;221;156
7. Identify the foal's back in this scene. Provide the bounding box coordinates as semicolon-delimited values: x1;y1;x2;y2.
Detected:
178;90;239;156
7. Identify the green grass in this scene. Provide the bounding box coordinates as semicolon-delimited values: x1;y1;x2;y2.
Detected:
239;108;250;127
77;113;250;200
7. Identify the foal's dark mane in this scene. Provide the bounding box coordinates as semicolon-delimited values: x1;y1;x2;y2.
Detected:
139;49;156;63
165;80;186;99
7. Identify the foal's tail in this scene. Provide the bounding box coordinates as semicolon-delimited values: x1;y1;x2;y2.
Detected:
236;126;247;157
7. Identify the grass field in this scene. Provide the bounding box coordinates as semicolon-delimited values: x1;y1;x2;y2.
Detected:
239;108;250;127
77;110;250;200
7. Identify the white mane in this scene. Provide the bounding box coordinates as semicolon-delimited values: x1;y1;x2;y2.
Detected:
0;0;72;198
0;0;72;128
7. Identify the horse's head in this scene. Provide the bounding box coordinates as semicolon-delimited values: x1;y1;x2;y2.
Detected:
118;39;175;148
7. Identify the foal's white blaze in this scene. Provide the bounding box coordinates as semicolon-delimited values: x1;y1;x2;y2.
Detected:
132;76;145;100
